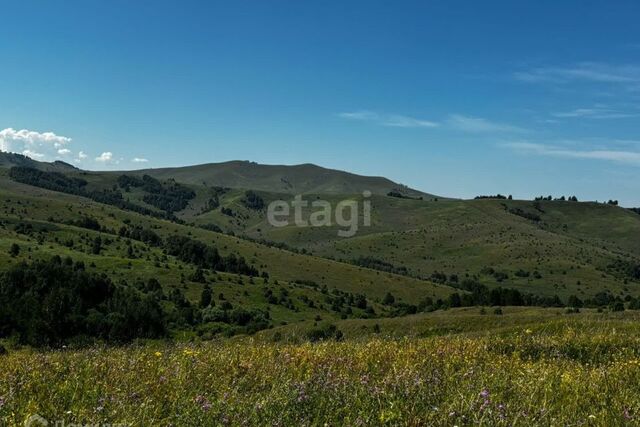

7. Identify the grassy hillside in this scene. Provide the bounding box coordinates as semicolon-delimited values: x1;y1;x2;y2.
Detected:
3;157;640;346
0;169;454;340
186;191;640;300
4;159;640;305
123;160;435;197
0;150;78;172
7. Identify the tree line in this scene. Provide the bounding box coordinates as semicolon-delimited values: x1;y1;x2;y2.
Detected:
9;167;179;221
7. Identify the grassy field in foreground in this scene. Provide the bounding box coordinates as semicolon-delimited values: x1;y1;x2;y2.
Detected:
2;310;640;426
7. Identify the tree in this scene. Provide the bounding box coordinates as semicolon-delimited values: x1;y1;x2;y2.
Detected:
9;243;20;257
448;293;462;308
92;236;102;255
382;292;395;305
190;267;206;283
200;284;212;308
568;295;583;308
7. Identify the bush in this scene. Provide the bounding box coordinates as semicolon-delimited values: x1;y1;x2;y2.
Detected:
306;324;344;342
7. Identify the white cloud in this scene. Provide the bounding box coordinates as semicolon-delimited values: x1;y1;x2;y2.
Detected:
57;148;72;155
382;115;439;128
132;157;149;163
22;149;45;160
505;141;640;166
338;111;379;121
552;107;638;119
339;110;439;128
0;127;71;145
447;114;526;133
78;151;87;159
95;152;113;162
0;127;73;160
515;62;640;86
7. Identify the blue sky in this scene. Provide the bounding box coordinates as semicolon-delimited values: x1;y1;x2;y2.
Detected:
1;1;640;205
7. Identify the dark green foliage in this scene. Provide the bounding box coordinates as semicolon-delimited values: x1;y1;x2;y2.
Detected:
241;191;265;210
201;306;270;332
200;284;212;308
568;295;583;308
10;167;176;220
427;279;566;310
352;257;410;276
70;216;102;231
475;194;508;200
199;223;222;233
9;166;88;193
507;207;541;222
382;292;395;305
9;243;19;257
0;257;166;346
190;267;206;283
306;323;343;342
118;225;162;246
611;301;625;311
386;191;419;200
165;235;258;276
118;175;196;213
480;267;509;282
91;236;102;255
607;259;640;281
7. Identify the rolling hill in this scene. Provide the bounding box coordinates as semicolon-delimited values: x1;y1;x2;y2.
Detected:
0;151;78;172
123;160;436;198
2;153;640;344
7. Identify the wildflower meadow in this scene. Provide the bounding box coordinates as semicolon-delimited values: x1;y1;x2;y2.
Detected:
1;311;640;426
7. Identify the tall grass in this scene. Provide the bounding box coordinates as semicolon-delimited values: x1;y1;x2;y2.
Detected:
2;315;640;426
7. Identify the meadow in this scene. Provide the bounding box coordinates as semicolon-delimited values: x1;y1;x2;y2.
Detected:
2;157;640;426
2;309;640;426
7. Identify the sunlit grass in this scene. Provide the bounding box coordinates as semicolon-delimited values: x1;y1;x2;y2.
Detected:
2;314;640;426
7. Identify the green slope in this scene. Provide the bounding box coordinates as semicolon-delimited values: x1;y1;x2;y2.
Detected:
122;160;435;197
3;156;640;305
0;169;453;309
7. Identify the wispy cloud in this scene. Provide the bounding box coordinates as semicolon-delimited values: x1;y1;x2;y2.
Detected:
339;110;439;128
505;141;640;166
132;157;148;163
552;107;639;119
515;62;640;88
447;114;527;133
338;110;527;133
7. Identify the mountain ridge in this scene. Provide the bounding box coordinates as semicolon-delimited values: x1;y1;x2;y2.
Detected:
123;160;437;197
0;152;436;198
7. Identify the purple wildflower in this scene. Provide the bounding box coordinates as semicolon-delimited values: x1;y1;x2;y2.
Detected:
195;395;212;412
